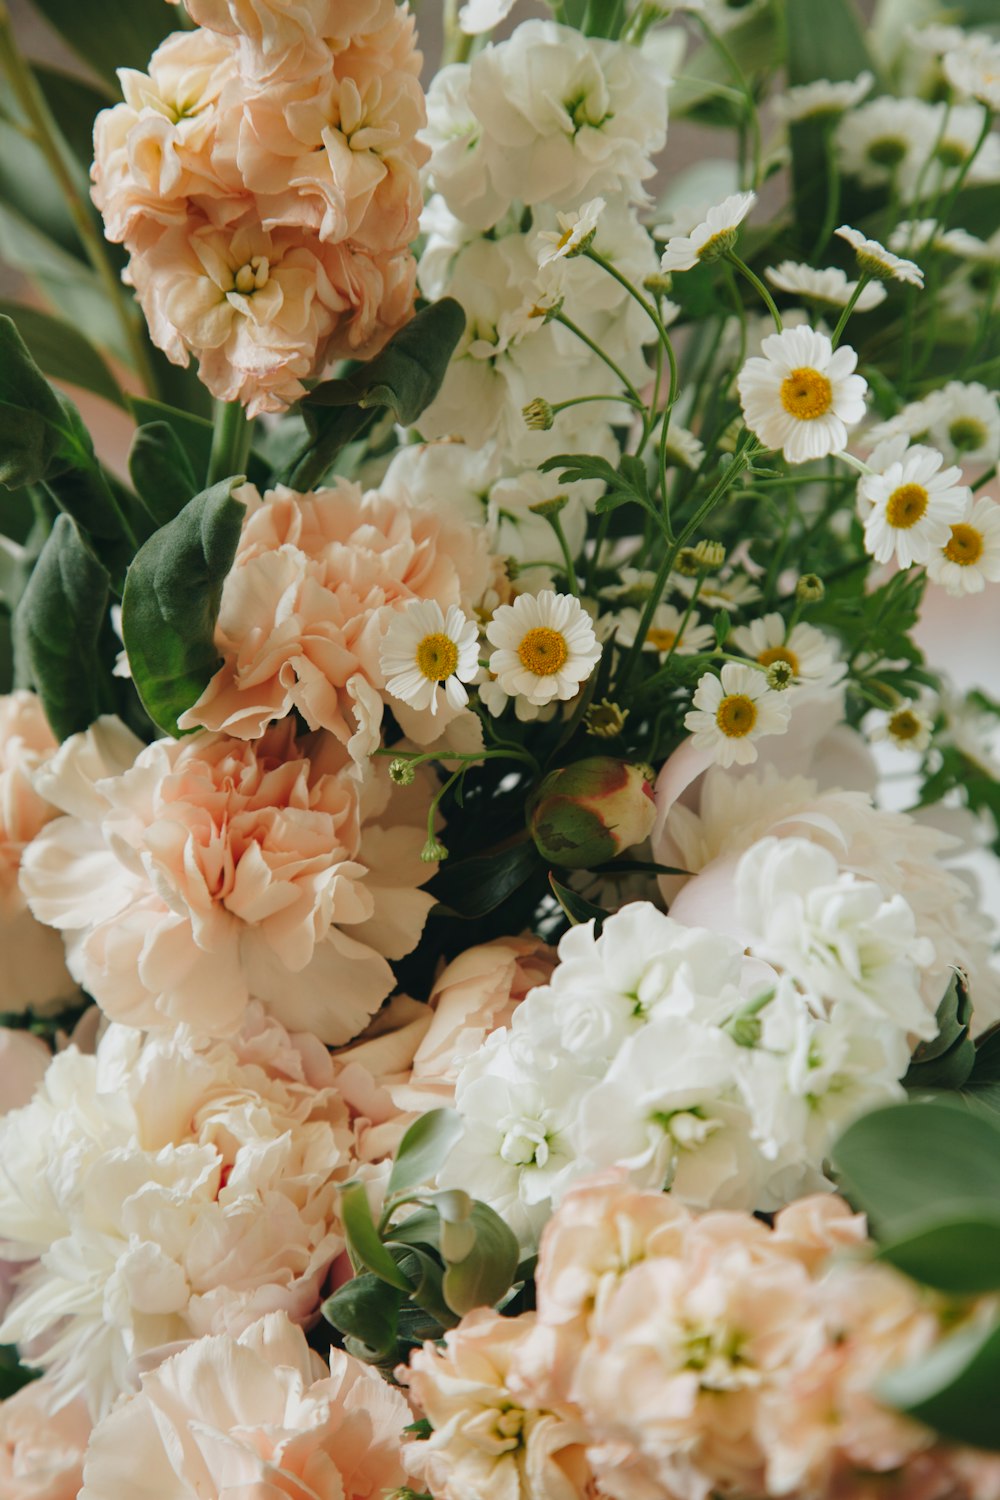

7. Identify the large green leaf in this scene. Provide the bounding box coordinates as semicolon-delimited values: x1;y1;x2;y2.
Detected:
903;972;976;1092
26;0;178;91
441;1201;519;1317
387;1109;464;1201
879;1318;1000;1453
340;1182;412;1292
429;839;540;919
0;117;78;253
13;513;110;738
129;421;198;527
130;397;214;485
121;478;245;735
321;1273;402;1362
0;300;124;408
876;1212;1000;1296
34;66;111;168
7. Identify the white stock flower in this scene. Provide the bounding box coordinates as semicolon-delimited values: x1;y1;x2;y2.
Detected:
765;261;887;311
380;601;479;716
858;444;969;569
536;197;606;266
458;0;515;35
737;326;868;463
486;590;601;707
927;494;1000;595
685;663;792;769
730;613;845;696
659;191;756;272
772;71;874;122
835;226;924;286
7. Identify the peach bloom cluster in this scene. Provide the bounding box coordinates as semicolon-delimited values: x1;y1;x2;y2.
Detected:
79;1311;411;1500
19;714;434;1045
178;480;492;760
0;1380;90;1500
0;692;76;1014
402;1175;1000;1500
0;1012;357;1417
92;0;428;413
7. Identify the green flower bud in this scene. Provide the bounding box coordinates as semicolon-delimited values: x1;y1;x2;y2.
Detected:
523;398;554;431
796;572;825;603
527;757;657;869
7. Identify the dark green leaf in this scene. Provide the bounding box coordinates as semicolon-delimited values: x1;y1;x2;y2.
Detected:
0;300;124;408
713;611;730;648
129;422;198;527
0;313;72;487
27;0;178;91
541;451;666;534
121;479;245;736
0;1346;38;1399
429;839;540;919
33;66;112;168
549;873;609;930
877;1211;1000;1295
13;513;109;738
879;1318;1000;1452
388;1109;464;1200
903;971;976;1091
383;1209;442;1255
341;1181;412;1292
442;1201;519;1317
129;398;214;485
393;1246;458;1328
321;1273;402;1361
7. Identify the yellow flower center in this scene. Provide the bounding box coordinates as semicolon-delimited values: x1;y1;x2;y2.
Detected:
885;483;929;530
233;255;269;294
948;417;988;452
779;368;833;420
889;709;923;742
416;633;459;681
518;626;569;676
716;693;758;738
943;523;984;566
556;224;576;250
647;627;678;652
757;645;800;674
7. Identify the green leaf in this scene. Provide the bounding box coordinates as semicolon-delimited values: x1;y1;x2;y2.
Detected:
441;1201;519;1318
129;422;198;528
341;1181;412;1292
0;300;124;408
387;1109;464;1200
428;839;540;919
393;1245;458;1328
0;313;74;487
0;1346;38;1400
877;1211;1000;1295
13;513;110;738
541;451;668;536
549;873;609;930
321;1273;402;1361
129;398;214;485
879;1317;1000;1452
27;0;178;91
903;970;976;1091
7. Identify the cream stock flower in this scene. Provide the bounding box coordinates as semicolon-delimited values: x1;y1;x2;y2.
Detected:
179;480;490;758
20;716;434;1044
0;1018;355;1416
0;1379;90;1500
685;663;792;769
486;591;601;707
737;326;868;463
80;1313;411;1499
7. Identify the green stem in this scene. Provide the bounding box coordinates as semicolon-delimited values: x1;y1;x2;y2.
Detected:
809;124;841;263
543;510;581;597
0;2;157;396
208;400;253;485
973;463;997;492
726;252;782;331
554;312;644;408
441;0;474;63
550;392;643;415
830;272;873;347
691;14;762;191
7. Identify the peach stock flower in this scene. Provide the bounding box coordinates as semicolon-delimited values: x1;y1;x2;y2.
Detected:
167;0;401;82
20;715;434;1043
0;1379;90;1500
179;480;491;758
80;1312;411;1499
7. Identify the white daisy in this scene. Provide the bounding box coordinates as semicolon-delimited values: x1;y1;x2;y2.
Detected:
611;602;716;658
929;381;1000;467
730;612;845;692
653;419;706;470
934;227;994;261
906;23;968;57
765;261;886;311
673;571;762;611
835;97;930;189
684;662;792;768
870;701;934;753
772;71;874;122
380;600;480;715
944;38;1000;111
659;191;756;273
927;494;1000;596
929;103;1000;183
858;445;970;569
536;198;606;267
485;589;601;706
835;226;925;287
863;392;946;452
736;326;868;464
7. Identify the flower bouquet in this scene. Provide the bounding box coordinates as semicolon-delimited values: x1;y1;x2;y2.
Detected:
1;0;1000;1491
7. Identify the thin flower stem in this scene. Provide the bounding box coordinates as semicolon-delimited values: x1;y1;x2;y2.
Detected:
554;312;645;408
691;14;762;191
973;463;997;493
809;124;841;263
830;273;873;347
0;2;157;396
542;510;581;597
549;392;644;415
208;400;254;486
726;252;783;332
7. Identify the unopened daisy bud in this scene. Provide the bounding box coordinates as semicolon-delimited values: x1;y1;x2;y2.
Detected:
692;539;726;572
389;757;416;786
643;271;674;295
421;836;448;863
528;494;569;518
766;659;795;691
523;397;554;431
796;573;825;602
674;547;702;577
527;757;656;869
584;698;629;738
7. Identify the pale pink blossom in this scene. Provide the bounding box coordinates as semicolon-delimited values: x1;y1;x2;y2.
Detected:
20;717;434;1044
167;0;400;82
80;1312;411;1499
0;1030;50;1115
179;480;491;758
0;1378;89;1500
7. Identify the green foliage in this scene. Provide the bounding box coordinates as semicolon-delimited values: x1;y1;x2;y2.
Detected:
0;1345;37;1399
121;479;246;736
540;451;668;536
903;972;976;1092
429;840;541;919
548;873;609;929
129;422;199;528
0;300;124;409
879;1320;1000;1453
129;398;215;485
388;1110;466;1200
26;0;177;91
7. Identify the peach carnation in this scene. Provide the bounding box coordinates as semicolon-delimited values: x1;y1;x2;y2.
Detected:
80;1312;411;1499
0;1379;90;1500
19;715;434;1043
178;480;491;758
0;1015;354;1416
402;1308;594;1500
0;691;76;1014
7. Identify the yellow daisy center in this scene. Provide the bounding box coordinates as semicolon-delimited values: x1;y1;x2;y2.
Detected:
716;693;758;738
943;523;984;566
885;483;929;530
888;709;923;742
416;633;459;681
647;627;678;652
780;368;833;420
556;224;576;250
757;645;800;675
518;626;569;677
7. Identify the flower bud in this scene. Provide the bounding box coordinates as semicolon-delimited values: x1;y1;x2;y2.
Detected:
389;757;416;785
527;757;656;869
523;397;554;431
584;698;629;739
796;572;825;602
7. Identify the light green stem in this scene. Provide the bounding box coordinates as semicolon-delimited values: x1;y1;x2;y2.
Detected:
208;400;253;486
